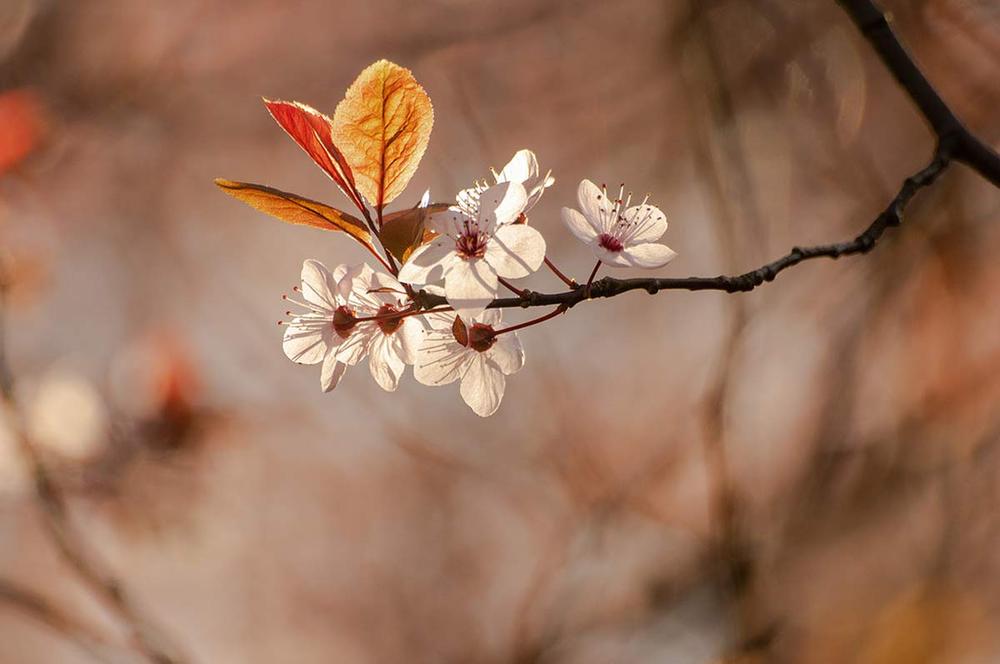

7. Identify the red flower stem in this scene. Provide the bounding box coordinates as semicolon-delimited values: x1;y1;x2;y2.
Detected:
352;305;452;324
584;261;602;298
498;277;526;297
543;256;577;288
492;304;568;336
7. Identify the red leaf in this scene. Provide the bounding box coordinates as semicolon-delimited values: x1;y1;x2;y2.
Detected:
0;89;45;175
263;99;361;210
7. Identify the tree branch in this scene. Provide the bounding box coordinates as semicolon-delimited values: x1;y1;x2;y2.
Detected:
0;269;189;664
836;0;1000;187
416;0;998;314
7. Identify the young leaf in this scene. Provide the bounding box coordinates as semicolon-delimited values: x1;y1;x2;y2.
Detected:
331;60;434;211
379;203;450;262
214;179;372;247
263;99;363;210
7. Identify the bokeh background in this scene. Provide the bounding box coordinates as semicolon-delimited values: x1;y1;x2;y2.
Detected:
1;1;999;662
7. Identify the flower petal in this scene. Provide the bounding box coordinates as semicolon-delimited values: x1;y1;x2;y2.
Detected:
282;318;333;364
589;240;633;267
320;352;347;392
561;207;599;244
334;325;374;365
414;334;469;386
300;259;338;311
622;242;678;269
621;204;667;243
577;179;611;233
369;334;405;392
489;332;524;375
397;317;423;364
398;238;455;285
460;355;505;417
426;209;465;236
494;149;538;185
524;171;554;213
444;259;499;323
486;224;546;279
477;181;527;230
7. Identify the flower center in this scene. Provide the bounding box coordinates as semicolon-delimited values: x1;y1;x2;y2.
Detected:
455;230;488;259
376;304;403;335
597;233;624;252
332;306;357;338
451;316;496;352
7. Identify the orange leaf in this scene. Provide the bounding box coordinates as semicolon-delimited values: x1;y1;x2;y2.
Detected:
379;202;450;262
331;60;433;211
214;179;372;248
263;99;362;209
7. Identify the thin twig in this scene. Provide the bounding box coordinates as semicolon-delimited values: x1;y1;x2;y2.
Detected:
0;268;188;664
0;578;115;663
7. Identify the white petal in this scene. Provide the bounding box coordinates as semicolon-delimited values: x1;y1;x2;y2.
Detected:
398;239;455;285
320;353;347;392
622;242;678;269
414;335;470;386
344;263;383;311
561;207;599;244
300;259;338;311
459;355;506;417
421;310;458;331
396;317;423;364
486;224;546;279
479;308;502;327
477;181;527;230
495;149;538;185
331;264;353;301
589;239;633;267
282;319;332;364
369;335;405;392
444;259;499;323
577;179;611;232
524;171;554;212
621;204;667;243
419;189;431;208
489;332;524;375
334;325;374;365
426;209;465;236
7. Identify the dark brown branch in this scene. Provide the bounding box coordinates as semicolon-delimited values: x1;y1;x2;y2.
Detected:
417;149;951;311
836;0;1000;187
417;0;999;314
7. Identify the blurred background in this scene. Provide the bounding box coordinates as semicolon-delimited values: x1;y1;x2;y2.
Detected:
1;0;999;662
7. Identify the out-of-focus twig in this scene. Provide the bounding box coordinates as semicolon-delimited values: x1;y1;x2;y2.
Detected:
0;263;189;664
0;577;114;662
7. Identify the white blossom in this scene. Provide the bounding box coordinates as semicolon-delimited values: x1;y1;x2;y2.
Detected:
413;310;524;417
457;149;554;216
561;179;676;268
281;259;350;392
397;181;546;322
281;260;422;392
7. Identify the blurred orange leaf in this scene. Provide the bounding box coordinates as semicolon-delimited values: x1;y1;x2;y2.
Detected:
214;179;372;247
331;60;433;211
378;202;449;262
0;88;44;175
263;99;363;210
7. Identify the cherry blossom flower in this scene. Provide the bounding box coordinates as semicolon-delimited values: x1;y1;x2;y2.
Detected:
413;310;524;417
281;260;422;392
561;179;677;268
397;180;546;322
332;263;423;392
281;259;351;392
457;149;554;217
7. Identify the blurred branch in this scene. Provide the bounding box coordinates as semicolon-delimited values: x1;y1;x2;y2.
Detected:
836;0;1000;186
416;0;998;313
0;265;189;664
0;578;114;662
